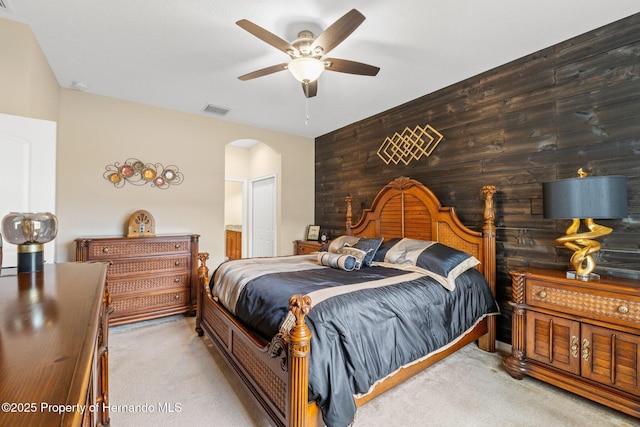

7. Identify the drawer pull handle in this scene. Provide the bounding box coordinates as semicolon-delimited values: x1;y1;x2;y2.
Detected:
174;278;180;283
582;339;590;361
102;247;109;253
537;291;547;298
175;261;180;266
175;244;181;249
571;336;579;358
175;294;180;300
618;306;629;314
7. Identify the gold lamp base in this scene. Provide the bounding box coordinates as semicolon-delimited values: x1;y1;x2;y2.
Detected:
555;217;612;281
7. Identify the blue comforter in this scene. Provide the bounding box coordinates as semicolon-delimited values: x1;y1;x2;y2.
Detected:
212;257;498;427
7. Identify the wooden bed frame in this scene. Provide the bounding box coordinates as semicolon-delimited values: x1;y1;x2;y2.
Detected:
195;177;497;427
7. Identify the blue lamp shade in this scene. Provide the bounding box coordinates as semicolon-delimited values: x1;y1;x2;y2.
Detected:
543;176;628;220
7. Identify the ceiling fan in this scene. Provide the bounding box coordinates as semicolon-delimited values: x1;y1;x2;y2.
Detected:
236;9;380;98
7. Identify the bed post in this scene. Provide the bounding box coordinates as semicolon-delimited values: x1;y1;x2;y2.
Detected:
287;294;312;427
479;185;496;352
195;252;209;336
345;194;353;235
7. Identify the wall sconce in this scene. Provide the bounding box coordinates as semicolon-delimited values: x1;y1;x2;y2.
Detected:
1;213;58;273
543;169;628;281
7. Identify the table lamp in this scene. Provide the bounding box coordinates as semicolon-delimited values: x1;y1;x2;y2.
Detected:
1;212;58;273
543;169;627;281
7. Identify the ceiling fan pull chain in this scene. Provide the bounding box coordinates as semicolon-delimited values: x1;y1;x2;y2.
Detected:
305;95;310;125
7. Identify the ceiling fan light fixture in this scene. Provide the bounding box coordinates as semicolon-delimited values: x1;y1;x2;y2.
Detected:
288;57;325;83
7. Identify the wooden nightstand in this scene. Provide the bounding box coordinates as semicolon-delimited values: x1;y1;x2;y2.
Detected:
504;267;640;418
294;240;324;255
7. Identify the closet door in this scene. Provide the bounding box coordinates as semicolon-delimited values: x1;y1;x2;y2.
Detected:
0;113;56;268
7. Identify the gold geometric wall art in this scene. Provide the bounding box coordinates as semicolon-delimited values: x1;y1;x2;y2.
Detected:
377;124;443;165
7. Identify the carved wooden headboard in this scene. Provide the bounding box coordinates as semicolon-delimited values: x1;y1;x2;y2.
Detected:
346;176;496;293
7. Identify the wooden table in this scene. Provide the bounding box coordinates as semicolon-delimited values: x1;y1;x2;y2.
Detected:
0;262;110;426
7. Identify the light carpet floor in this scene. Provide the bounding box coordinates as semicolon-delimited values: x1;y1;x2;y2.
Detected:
109;315;638;427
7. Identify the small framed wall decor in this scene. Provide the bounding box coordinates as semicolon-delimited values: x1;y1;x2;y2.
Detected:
127;210;156;237
307;225;320;241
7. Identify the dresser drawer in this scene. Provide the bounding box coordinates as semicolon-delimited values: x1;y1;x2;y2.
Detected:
526;279;640;328
111;289;190;315
86;238;191;260
108;273;190;295
107;256;190;278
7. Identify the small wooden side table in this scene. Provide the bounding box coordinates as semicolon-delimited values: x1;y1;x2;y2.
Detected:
294;240;324;255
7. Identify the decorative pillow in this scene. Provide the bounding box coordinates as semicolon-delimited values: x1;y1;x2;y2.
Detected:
317;252;358;271
326;235;360;254
414;242;480;290
372;237;402;262
340;246;368;270
380;238;480;290
353;237;384;267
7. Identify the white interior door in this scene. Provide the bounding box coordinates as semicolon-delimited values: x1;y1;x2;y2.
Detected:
0;113;57;268
250;175;276;257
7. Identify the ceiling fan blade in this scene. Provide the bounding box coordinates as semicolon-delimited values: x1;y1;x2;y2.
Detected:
236;19;297;56
311;9;365;56
238;63;288;81
302;80;318;98
324;58;380;76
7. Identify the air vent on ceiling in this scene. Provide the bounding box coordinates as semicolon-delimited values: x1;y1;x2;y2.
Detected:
0;0;13;12
202;104;231;116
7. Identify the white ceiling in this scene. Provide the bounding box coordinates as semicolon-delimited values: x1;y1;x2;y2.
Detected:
3;1;640;139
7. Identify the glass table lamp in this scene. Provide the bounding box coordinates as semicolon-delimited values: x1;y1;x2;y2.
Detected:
1;212;58;273
543;169;627;281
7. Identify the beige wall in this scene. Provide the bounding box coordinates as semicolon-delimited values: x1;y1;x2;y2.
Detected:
225;145;250;179
1;18;314;268
224;181;243;226
0;17;59;121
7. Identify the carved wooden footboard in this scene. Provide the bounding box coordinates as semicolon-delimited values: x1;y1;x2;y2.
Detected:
196;256;319;426
196;177;497;427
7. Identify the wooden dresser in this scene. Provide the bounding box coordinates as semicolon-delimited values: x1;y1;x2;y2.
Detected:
75;234;199;326
294;240;324;255
504;268;640;418
0;262;110;426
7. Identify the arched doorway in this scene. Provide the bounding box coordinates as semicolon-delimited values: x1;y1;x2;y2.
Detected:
225;139;281;259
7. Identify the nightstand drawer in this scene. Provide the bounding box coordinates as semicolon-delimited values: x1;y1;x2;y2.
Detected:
87;238;191;260
526;280;640;327
294;240;323;255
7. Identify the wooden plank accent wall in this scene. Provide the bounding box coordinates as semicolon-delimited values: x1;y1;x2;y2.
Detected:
314;13;640;344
